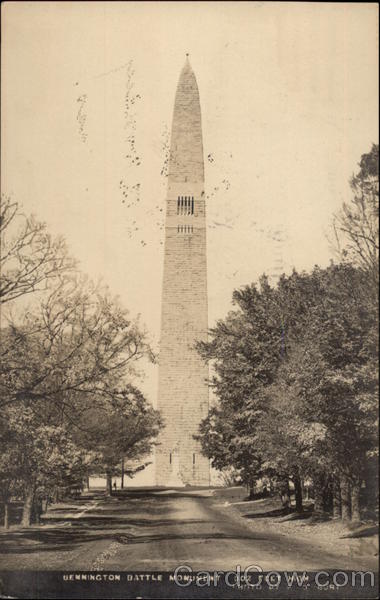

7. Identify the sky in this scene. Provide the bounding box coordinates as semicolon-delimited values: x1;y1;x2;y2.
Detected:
1;1;378;482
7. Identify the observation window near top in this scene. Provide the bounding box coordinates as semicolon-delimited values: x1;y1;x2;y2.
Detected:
177;196;194;215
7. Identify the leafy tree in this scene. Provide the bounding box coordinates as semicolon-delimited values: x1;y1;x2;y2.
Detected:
198;264;378;521
0;268;158;525
199;145;378;519
0;275;151;416
279;265;378;519
0;406;94;526
197;276;283;495
198;405;261;495
77;386;163;495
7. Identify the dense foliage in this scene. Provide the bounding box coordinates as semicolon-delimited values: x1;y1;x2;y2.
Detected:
198;145;378;520
0;197;162;527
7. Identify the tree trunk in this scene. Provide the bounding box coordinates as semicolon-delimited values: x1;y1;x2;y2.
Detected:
351;479;361;523
106;473;113;496
323;478;333;513
293;475;303;512
340;475;351;521
303;483;310;501
121;458;125;489
33;498;43;524
280;479;291;512
21;487;35;527
248;481;255;500
313;476;325;513
4;502;10;529
332;477;341;519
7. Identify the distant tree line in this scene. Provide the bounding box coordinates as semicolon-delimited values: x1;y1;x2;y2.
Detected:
197;144;378;522
0;197;162;528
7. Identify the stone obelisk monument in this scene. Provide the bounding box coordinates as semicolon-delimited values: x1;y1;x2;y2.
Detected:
156;57;210;486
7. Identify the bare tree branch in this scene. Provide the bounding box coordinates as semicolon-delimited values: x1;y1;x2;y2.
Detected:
0;195;77;304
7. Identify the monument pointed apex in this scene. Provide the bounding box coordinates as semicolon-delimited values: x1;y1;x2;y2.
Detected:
183;53;193;72
169;56;203;183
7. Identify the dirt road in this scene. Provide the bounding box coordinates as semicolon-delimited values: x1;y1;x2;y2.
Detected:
0;488;377;572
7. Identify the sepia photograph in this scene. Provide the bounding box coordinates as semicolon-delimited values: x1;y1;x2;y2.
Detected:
0;2;378;598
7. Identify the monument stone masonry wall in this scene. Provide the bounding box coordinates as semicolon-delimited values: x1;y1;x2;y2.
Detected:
155;58;210;486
